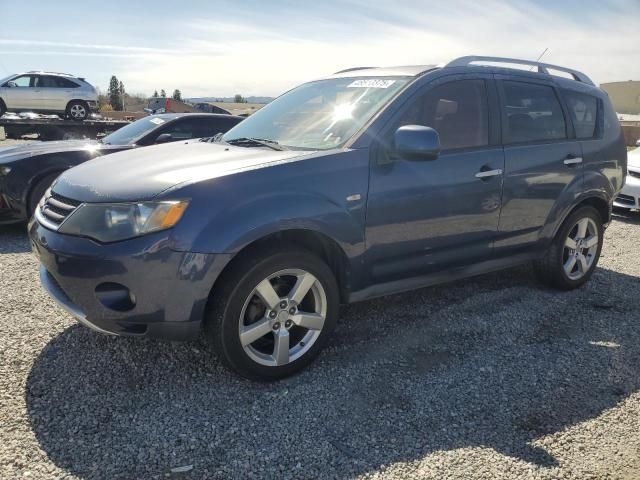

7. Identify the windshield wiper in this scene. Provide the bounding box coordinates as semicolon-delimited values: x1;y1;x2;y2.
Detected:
225;137;288;151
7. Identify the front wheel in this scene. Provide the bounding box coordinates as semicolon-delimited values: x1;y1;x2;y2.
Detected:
205;247;339;380
533;206;603;290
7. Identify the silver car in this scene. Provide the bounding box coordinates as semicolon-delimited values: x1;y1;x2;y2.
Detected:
0;71;98;120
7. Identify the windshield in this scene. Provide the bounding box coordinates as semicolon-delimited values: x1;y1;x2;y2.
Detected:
222;77;410;150
102;116;168;145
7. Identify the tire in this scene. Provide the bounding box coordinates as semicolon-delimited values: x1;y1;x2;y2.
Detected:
66;101;89;121
28;173;61;218
205;246;339;380
533;206;603;290
0;99;6;117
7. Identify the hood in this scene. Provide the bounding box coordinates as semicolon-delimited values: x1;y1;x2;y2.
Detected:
628;148;640;169
0;140;102;161
53;141;312;202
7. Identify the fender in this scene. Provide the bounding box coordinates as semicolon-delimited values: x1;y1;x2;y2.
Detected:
169;148;371;257
175;190;366;256
541;168;615;245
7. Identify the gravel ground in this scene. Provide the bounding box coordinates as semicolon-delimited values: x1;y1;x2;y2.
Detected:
1;148;640;478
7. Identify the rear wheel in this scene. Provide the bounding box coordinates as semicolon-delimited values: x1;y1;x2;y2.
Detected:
66;101;89;121
205;247;339;380
533;206;603;290
0;99;6;117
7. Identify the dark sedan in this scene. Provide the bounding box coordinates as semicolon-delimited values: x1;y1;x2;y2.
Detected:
0;113;243;224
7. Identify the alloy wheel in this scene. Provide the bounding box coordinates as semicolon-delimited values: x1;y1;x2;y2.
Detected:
70;104;86;119
562;217;599;280
238;268;327;367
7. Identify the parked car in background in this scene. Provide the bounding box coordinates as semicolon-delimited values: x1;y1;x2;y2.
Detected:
614;146;640;210
0;72;99;120
30;56;626;380
0;113;243;224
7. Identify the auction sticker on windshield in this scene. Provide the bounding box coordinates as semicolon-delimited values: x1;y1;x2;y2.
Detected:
348;79;396;88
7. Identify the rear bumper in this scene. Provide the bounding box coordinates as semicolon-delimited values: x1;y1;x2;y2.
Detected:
29;219;233;340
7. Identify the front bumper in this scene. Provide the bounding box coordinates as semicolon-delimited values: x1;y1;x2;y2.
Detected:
87;100;99;112
29;220;232;340
614;171;640;209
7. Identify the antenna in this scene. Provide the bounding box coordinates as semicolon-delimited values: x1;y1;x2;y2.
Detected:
529;48;549;71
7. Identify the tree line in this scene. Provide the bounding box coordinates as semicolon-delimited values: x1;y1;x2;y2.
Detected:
105;75;183;111
103;74;249;111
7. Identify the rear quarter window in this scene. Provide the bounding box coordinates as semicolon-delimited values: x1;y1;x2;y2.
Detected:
562;90;598;139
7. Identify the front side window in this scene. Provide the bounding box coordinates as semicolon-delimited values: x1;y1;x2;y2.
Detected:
10;75;33;87
563;90;598;139
222;77;410;150
397;79;489;150
502;81;567;143
155;119;202;141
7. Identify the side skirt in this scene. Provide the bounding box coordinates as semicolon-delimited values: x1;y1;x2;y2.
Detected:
347;252;538;303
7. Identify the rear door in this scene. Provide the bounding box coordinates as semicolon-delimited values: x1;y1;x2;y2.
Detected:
32;75;59;111
365;75;505;284
494;77;582;256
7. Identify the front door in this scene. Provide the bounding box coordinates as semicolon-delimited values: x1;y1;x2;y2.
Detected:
365;76;504;285
3;75;35;110
494;77;582;256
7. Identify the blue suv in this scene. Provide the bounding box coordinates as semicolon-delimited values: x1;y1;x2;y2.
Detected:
30;56;627;379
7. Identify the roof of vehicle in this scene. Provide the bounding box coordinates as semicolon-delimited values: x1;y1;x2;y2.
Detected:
23;71;79;78
331;65;438;78
330;56;597;88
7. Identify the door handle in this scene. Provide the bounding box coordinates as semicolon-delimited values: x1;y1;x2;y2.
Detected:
563;155;583;166
475;168;503;179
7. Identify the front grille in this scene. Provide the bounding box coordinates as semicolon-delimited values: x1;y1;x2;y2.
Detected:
628;170;640;179
616;193;636;206
38;190;81;229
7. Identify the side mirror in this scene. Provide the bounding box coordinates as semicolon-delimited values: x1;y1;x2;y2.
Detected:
155;133;173;144
6;81;17;88
394;125;441;160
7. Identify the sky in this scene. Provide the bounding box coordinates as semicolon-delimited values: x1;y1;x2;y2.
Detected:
0;0;638;98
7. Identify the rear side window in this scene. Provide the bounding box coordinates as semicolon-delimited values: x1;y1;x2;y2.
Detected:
398;79;489;150
502;81;566;143
563;90;598;139
55;77;80;88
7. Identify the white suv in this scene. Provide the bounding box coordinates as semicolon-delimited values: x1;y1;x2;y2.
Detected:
0;71;98;120
614;146;640;210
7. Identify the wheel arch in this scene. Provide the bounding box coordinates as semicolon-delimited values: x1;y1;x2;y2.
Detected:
25;169;66;215
209;228;352;304
65;99;91;116
551;194;611;240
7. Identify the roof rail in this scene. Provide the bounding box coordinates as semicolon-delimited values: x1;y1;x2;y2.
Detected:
333;66;376;74
26;71;74;77
445;56;595;86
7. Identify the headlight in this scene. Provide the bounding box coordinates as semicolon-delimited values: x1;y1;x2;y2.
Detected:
0;165;11;176
58;200;189;242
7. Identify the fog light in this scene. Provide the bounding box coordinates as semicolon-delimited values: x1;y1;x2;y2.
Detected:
95;283;136;312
